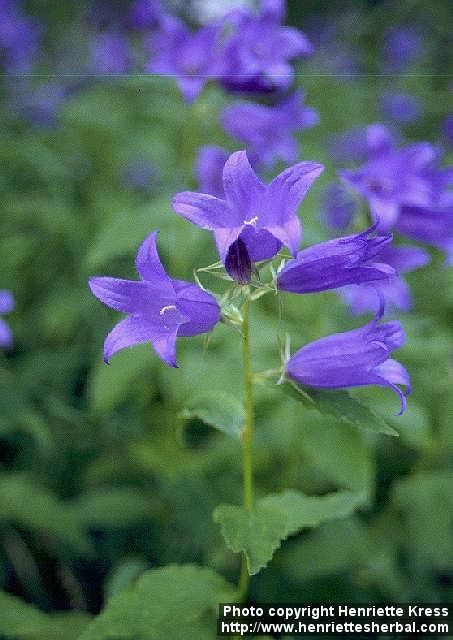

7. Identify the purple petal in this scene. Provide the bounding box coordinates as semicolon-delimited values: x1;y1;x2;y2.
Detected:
224;238;252;284
195;145;228;198
238;225;282;262
261;0;285;21
135;231;172;283
372;358;411;415
266;215;302;256
264;161;324;228
177;76;206;103
152;329;178;367
340;278;412;315
103;315;155;363
0;318;13;348
0;290;14;314
222;150;265;214
173;280;220;337
213;227;244;261
278;27;313;57
369;197;400;230
378;245;430;273
172;192;235;229
89;277;174;315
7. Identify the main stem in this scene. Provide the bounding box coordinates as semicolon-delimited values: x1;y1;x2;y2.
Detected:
238;297;254;601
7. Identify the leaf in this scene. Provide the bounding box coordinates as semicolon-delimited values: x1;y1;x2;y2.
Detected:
73;488;152;529
285;382;398;436
104;558;149;601
0;590;91;640
214;490;365;575
180;392;245;439
79;564;236;640
392;470;453;570
0;474;91;555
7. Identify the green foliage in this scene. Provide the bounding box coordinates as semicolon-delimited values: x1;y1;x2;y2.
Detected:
214;490;365;575
1;0;452;628
285;382;398;436
79;565;235;640
0;475;90;555
0;591;91;640
181;392;245;439
73;488;152;529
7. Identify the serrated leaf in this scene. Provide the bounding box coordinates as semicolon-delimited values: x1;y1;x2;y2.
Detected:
79;564;236;640
180;392;245;439
0;474;91;555
214;490;365;575
0;590;91;640
285;382;398;436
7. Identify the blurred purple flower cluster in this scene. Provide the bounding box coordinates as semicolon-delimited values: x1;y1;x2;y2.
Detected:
146;0;313;102
0;0;42;72
328;123;453;315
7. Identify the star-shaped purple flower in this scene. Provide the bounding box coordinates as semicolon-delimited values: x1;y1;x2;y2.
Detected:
89;232;220;367
340;244;430;314
286;304;410;414
173;150;324;282
0;290;14;348
146;15;223;103
220;0;313;93
221;90;319;168
277;223;395;294
339;126;452;230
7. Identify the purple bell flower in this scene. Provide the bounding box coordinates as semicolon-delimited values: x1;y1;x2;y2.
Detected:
277;223;395;294
286;304;410;414
89;231;220;367
220;0;313;93
172;150;324;282
0;290;14;348
90;31;132;74
195;145;229;199
146;15;223;103
221;90;319;168
380;92;421;125
320;182;357;231
339;127;451;230
340;244;430;314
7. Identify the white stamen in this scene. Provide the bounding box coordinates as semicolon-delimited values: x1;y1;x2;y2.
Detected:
160;304;177;316
243;215;258;226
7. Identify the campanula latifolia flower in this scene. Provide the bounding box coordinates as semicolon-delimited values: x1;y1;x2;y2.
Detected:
89;232;220;367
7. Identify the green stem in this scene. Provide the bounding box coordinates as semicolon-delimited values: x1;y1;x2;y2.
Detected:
238;297;254;601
